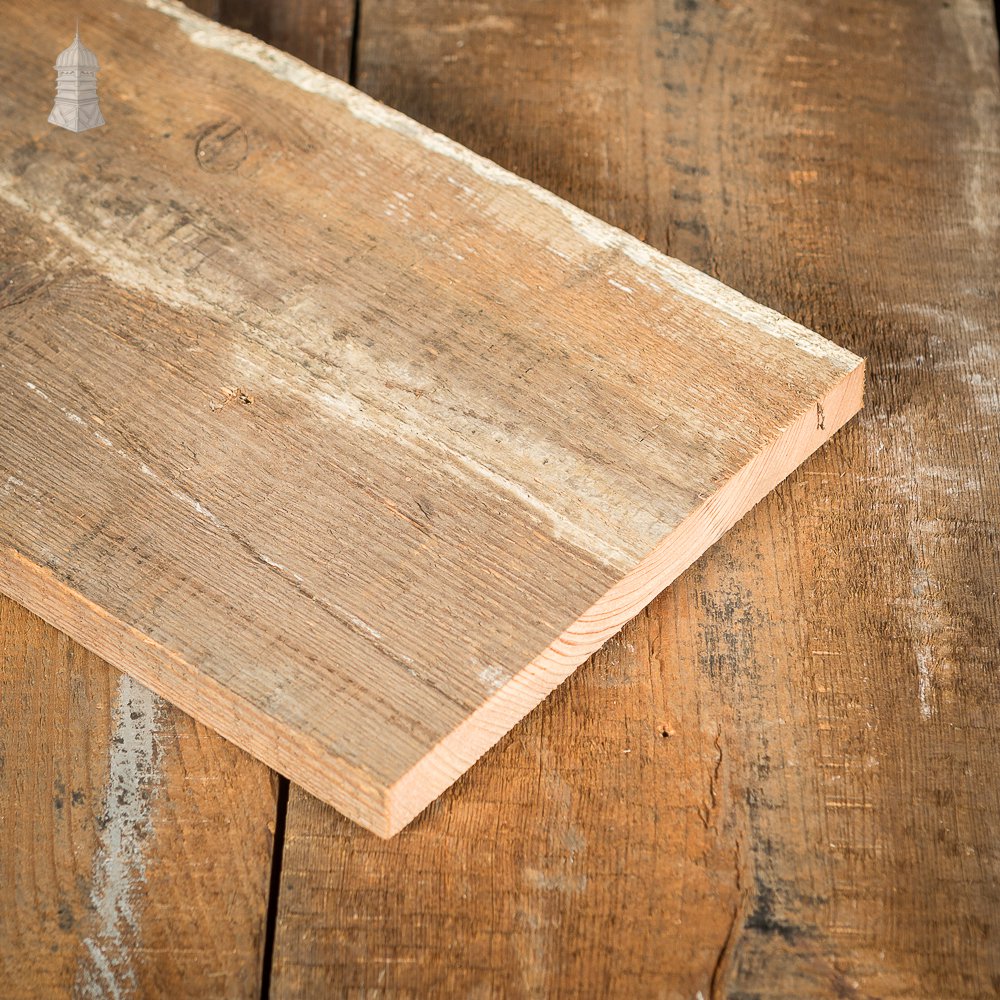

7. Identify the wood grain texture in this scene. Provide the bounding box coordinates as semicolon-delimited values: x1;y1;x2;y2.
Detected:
269;0;1000;995
0;3;358;995
0;596;276;999
0;0;861;837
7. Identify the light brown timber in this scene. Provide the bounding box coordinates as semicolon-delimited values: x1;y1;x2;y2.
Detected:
0;0;860;840
0;1;359;994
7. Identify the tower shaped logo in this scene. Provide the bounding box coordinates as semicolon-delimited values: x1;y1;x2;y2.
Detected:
49;27;106;133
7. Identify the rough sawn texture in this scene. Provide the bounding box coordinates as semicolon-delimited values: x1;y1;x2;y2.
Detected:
0;0;862;836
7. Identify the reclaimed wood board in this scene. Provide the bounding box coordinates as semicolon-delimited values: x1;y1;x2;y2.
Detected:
0;0;863;837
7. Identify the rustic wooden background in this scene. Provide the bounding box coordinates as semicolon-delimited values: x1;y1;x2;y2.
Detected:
3;0;999;996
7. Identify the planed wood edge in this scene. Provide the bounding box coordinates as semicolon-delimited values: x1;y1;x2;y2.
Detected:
0;550;391;836
385;360;865;836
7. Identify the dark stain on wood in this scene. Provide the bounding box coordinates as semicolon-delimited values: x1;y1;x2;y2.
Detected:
193;119;250;173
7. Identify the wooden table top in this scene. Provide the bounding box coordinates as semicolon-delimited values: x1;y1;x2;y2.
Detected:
3;0;998;996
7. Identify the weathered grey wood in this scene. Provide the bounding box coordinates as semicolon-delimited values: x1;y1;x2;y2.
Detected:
0;0;861;836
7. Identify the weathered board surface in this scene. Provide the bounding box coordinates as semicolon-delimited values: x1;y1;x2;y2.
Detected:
0;596;276;999
3;0;998;996
267;0;1000;997
0;0;861;837
2;3;349;995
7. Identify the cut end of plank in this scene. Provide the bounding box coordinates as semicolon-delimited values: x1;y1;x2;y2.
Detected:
0;0;865;838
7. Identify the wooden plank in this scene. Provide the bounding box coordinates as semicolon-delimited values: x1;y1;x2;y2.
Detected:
0;4;357;995
269;0;1000;995
0;0;861;838
0;596;276;998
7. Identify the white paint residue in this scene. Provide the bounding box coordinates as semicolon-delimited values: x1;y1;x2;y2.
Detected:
445;176;477;199
25;380;50;401
516;760;587;994
446;445;634;568
341;609;385;644
141;0;855;362
964;370;1000;416
964;91;999;239
170;490;226;528
383;190;415;224
258;552;305;583
75;674;163;1000
439;14;516;33
908;529;953;723
310;384;636;569
952;3;1000;239
478;664;508;693
878;411;964;722
633;274;664;294
608;279;634;294
0;177;206;317
18;174;639;561
329;596;414;664
916;647;933;720
892;311;999;418
26;381;96;434
896;303;986;336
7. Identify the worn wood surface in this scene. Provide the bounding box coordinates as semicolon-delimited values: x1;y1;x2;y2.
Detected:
0;0;860;839
2;3;352;994
268;0;1000;996
2;0;998;995
0;596;276;998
